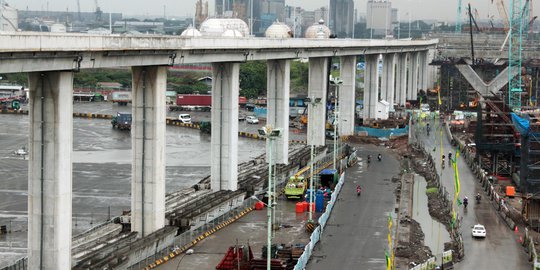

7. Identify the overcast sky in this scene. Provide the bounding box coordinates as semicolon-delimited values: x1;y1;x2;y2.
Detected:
8;0;539;22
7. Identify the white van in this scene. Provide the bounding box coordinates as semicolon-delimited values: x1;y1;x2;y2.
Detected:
178;114;192;124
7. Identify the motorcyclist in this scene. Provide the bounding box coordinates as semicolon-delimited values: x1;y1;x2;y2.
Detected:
356;185;361;197
426;123;431;135
476;193;481;203
463;196;469;208
377;154;382;161
448;152;452;161
367;155;371;164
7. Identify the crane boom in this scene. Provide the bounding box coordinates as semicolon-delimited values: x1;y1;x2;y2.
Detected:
455;0;463;33
508;0;523;109
495;0;510;32
76;0;81;21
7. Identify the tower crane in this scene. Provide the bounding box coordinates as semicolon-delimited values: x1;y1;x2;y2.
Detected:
94;0;102;22
508;0;524;109
455;0;463;33
495;0;511;32
75;0;81;21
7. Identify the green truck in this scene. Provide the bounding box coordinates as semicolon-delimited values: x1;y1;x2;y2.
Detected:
111;112;132;130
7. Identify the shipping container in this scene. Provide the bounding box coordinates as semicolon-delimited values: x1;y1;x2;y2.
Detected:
176;94;248;107
176;94;212;106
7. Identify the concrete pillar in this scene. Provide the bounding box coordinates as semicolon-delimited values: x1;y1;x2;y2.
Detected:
131;66;167;237
396;53;408;106
408;52;419;101
363;54;379;119
28;71;73;269
420;51;429;91
266;59;290;165
339;56;356;136
307;57;328;146
381;53;396;108
211;62;239;191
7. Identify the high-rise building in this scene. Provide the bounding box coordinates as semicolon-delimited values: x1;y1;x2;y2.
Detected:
195;0;209;28
366;0;392;38
215;0;233;16
329;0;354;38
258;0;285;34
213;0;286;36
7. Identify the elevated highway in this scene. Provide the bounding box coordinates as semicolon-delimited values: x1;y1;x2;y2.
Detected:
0;32;437;269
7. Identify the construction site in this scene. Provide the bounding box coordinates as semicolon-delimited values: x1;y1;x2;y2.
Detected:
429;0;540;237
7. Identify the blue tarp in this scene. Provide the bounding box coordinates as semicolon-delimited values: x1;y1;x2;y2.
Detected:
254;107;267;118
355;125;409;138
511;113;530;136
320;169;337;175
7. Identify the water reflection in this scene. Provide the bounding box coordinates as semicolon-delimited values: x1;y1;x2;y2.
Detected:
412;175;451;256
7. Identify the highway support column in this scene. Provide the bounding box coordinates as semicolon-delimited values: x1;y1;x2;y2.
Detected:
381;53;397;110
307;57;328;146
339;56;356;136
211;62;239;191
267;59;290;164
408;52;419;101
419;51;429;92
131;66;167;237
28;71;74;270
396;53;408;107
363;54;379;120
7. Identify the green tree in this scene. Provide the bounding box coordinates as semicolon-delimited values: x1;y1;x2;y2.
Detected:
290;61;308;94
239;61;267;99
0;73;28;86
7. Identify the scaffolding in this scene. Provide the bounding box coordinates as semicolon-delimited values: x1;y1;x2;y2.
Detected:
475;95;520;177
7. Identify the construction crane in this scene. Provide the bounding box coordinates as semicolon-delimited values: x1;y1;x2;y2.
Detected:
75;0;81;21
94;0;102;22
495;0;511;32
455;0;463;33
508;0;524;109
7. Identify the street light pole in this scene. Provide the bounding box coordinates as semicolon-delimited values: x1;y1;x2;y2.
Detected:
305;97;321;223
266;136;273;270
330;78;343;171
258;125;282;270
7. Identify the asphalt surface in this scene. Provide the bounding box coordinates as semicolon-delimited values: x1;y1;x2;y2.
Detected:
414;117;530;269
72;102;308;142
307;144;400;270
0;102;268;267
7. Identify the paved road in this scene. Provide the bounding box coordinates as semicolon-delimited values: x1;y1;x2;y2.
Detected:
414;118;530;269
307;144;400;270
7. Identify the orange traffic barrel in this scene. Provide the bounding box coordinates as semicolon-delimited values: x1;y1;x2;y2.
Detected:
295;202;304;213
255;201;265;210
302;201;309;211
506;186;516;197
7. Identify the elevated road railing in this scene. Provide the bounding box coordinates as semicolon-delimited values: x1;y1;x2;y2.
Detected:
0;33;437;73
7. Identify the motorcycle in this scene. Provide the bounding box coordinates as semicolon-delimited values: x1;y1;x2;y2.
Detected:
463;199;469;209
476;194;481;204
356;187;361;197
377;154;382;162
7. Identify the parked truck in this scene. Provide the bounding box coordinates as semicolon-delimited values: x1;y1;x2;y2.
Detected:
111;91;132;106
